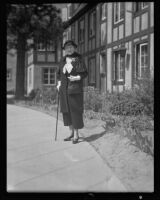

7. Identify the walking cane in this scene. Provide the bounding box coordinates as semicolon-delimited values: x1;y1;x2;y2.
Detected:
55;91;59;141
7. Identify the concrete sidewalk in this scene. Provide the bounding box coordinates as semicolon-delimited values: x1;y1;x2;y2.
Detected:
7;104;127;192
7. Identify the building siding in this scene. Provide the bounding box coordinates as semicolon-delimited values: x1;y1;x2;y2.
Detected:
107;48;112;92
125;3;132;37
125;41;132;89
141;12;148;30
62;2;153;93
150;33;154;77
107;3;112;44
150;2;154;27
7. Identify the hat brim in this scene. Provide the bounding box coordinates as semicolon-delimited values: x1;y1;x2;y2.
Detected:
62;41;77;49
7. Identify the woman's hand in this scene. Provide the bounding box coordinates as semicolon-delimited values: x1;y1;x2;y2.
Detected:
68;75;81;82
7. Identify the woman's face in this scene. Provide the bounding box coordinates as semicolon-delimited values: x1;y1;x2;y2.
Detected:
65;45;75;55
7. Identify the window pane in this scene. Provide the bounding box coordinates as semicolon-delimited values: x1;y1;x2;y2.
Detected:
114;52;124;81
89;58;96;84
43;68;49;84
101;3;106;20
50;79;55;84
44;80;48;84
7;69;11;80
101;22;106;45
37;52;45;62
50;68;55;73
141;44;148;76
100;54;106;73
89;11;96;37
44;68;48;74
114;3;119;22
120;3;125;20
142;2;149;8
120;55;124;80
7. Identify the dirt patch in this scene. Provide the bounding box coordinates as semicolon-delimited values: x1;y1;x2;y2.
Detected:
81;119;154;192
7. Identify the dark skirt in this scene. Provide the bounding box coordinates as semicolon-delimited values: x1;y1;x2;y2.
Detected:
62;93;84;129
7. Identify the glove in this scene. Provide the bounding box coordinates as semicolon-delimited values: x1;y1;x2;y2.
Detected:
68;75;81;82
56;81;61;91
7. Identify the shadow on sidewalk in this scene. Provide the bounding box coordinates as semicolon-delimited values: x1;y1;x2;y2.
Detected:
83;131;106;142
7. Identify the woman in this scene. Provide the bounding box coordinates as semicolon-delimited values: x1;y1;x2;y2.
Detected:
57;40;88;144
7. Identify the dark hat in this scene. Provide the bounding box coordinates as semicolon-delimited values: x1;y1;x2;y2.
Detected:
62;40;77;49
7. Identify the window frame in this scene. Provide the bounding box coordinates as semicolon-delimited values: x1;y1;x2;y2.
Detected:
135;42;148;79
114;2;125;24
29;67;32;86
88;56;96;86
71;23;75;41
141;2;149;9
7;69;12;80
88;9;96;38
113;50;125;84
79;18;85;43
100;22;107;46
101;3;107;21
42;68;56;85
67;4;72;19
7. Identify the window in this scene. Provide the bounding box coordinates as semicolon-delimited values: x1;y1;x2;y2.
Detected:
89;10;96;37
88;57;96;85
134;2;148;12
100;53;106;74
134;2;141;12
7;69;12;80
37;41;55;51
37;52;45;62
68;4;72;19
37;42;45;51
79;19;85;42
43;68;56;85
46;41;55;51
29;68;32;86
142;2;149;9
135;43;148;78
100;22;106;46
113;51;125;82
73;3;79;12
100;53;106;93
71;23;75;41
89;10;96;51
114;2;125;23
101;3;107;20
68;27;71;40
78;18;85;54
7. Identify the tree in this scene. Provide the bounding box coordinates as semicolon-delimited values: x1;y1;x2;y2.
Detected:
7;4;63;99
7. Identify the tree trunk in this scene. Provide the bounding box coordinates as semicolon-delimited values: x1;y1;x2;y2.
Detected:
15;34;26;99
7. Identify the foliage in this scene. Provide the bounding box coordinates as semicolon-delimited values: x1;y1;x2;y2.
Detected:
83;87;103;112
7;4;63;50
7;4;63;98
83;75;154;156
84;76;154;117
25;87;57;108
101;115;154;156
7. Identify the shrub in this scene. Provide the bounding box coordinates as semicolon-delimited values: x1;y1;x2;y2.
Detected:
41;87;57;105
28;89;36;99
84;87;103;112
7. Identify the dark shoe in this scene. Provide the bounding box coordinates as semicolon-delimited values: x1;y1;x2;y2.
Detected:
64;135;74;141
72;138;79;144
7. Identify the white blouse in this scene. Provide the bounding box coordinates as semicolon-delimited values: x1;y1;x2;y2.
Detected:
63;57;73;74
